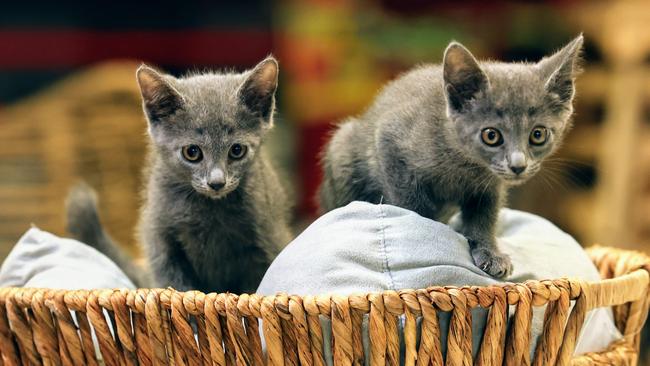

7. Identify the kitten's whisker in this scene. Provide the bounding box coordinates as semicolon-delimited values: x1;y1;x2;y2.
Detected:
542;160;596;189
540;169;571;192
540;173;559;195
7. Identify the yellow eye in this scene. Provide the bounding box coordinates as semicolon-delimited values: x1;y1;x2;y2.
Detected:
182;145;203;162
529;127;548;146
480;128;503;147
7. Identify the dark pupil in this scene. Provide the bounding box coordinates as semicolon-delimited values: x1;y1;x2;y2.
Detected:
534;130;542;139
488;131;496;141
232;145;242;155
188;146;198;157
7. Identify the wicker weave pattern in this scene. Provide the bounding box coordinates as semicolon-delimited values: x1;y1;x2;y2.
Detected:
0;246;647;366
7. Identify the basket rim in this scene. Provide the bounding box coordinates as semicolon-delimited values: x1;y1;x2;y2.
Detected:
0;245;647;315
0;245;648;366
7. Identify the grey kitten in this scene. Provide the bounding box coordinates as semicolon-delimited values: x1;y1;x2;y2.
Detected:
67;57;293;293
320;36;583;278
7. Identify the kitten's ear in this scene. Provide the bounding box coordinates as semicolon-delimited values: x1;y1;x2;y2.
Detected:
238;56;279;123
537;35;583;104
443;42;489;112
136;65;184;123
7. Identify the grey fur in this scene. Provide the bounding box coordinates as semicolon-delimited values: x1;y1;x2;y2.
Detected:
66;183;150;287
320;36;583;278
67;57;293;293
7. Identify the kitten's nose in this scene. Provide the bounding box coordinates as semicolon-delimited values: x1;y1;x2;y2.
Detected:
510;165;526;175
208;169;225;191
509;152;527;175
208;181;225;191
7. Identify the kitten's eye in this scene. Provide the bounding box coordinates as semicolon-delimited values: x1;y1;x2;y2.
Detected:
182;145;203;162
229;144;247;160
529;127;548;146
480;128;503;147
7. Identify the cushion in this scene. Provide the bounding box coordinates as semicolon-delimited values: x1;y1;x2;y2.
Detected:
257;201;621;361
0;227;135;289
0;227;135;363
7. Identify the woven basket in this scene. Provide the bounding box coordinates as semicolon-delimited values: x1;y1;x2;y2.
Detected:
0;62;146;260
0;246;648;366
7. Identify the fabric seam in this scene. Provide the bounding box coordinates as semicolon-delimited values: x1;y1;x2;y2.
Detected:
377;203;396;290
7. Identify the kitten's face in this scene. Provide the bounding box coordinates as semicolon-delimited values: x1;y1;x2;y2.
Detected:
443;36;583;185
153;117;265;200
137;58;278;199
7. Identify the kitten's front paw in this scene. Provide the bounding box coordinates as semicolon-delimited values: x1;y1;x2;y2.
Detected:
470;246;513;279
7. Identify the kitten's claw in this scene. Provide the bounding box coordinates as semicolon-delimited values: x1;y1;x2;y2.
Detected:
471;246;513;279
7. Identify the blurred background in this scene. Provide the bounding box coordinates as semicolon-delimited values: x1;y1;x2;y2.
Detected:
1;2;650;267
1;0;650;362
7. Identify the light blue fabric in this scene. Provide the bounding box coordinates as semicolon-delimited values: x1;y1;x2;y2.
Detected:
0;227;136;363
258;201;621;362
0;227;135;289
0;208;621;364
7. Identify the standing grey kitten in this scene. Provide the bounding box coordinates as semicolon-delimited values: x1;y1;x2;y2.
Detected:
320;36;583;278
68;57;293;293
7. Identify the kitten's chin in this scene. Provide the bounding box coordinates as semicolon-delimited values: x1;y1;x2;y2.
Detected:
192;185;237;200
499;175;530;186
202;191;227;200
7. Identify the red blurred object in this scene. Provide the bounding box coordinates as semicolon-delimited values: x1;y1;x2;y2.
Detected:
297;121;336;217
0;30;272;69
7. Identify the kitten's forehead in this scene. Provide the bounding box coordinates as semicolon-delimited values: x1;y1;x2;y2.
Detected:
481;63;547;113
173;72;247;127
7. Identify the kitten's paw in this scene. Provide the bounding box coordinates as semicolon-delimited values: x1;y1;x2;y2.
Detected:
470;246;513;279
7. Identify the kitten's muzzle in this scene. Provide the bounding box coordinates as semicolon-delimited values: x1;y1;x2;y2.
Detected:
508;152;527;175
207;168;226;191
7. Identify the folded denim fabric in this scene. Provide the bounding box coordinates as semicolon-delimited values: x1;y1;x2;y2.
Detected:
258;201;621;363
0;227;135;289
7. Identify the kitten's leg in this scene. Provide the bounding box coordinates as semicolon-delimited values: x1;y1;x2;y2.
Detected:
380;168;442;219
459;192;512;278
389;189;441;220
146;232;199;291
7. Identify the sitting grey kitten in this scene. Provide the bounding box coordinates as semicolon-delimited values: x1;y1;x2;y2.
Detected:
319;36;583;278
67;57;293;293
